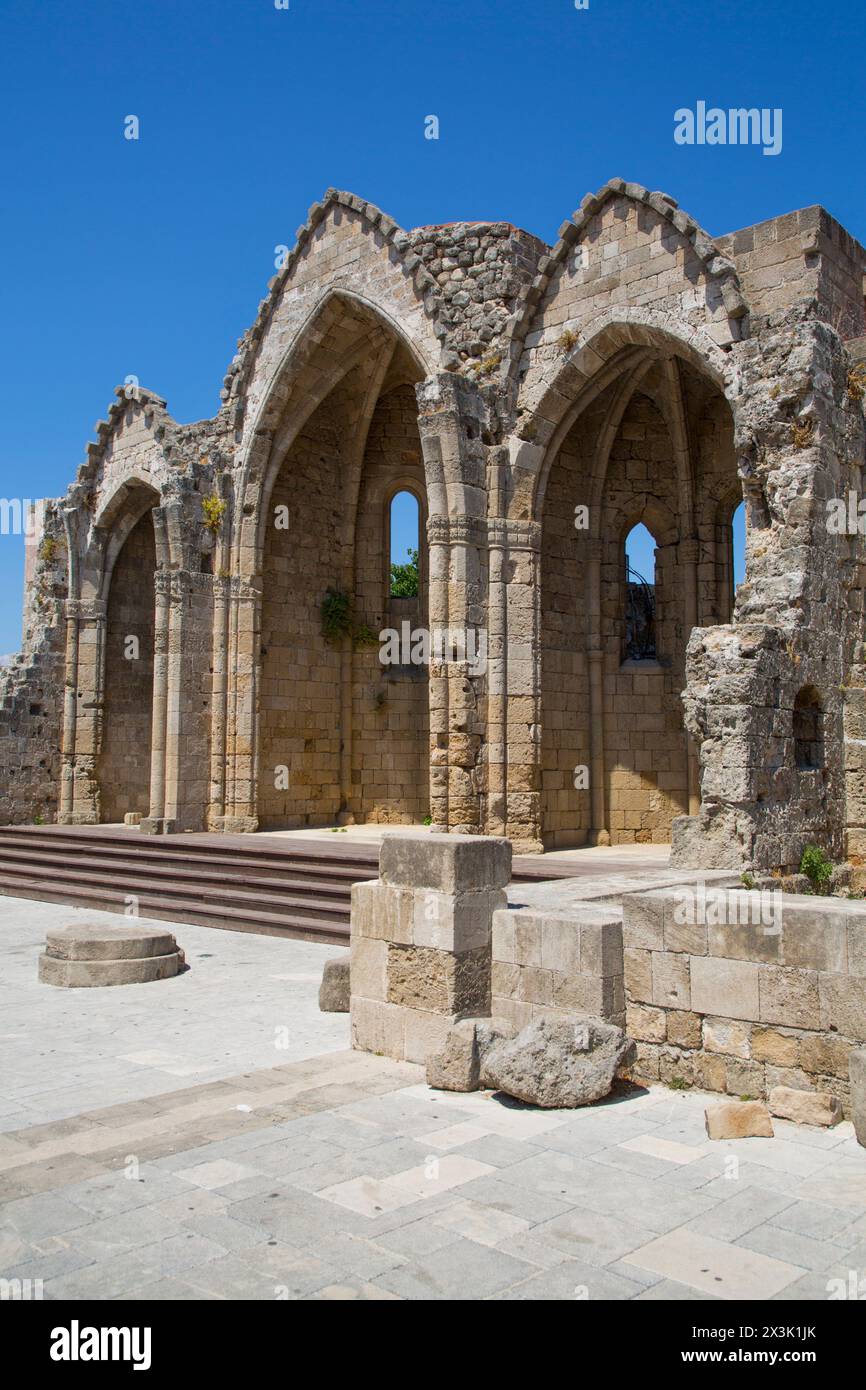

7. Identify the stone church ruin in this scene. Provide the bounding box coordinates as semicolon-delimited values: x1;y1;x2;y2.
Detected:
3;178;866;876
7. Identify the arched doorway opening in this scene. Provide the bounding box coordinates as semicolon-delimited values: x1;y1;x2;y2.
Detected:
539;347;739;849
256;304;429;828
97;508;157;823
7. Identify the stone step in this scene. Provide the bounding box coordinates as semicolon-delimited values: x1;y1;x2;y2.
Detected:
0;856;351;924
0;843;357;905
0;873;351;944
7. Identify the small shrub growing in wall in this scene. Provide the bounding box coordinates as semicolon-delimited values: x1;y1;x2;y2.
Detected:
800;844;833;895
201;494;227;533
557;328;578;354
790;417;814;449
38;537;57;565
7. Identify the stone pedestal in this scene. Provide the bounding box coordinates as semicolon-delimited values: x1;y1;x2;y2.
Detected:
350;833;511;1065
38;922;183;987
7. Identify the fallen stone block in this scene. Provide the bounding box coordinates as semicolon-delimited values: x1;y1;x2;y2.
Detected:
768;1084;842;1128
39;922;182;988
426;1017;507;1092
851;1048;866;1149
319;956;350;1013
481;1016;635;1109
705;1100;774;1140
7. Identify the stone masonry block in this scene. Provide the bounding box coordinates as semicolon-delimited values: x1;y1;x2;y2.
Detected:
707;920;780;964
624;947;653;1004
491;909;514;963
350;880;413;944
539;915;580;975
819;974;866;1040
403;1009;454;1066
412;888;503;952
759;967;820;1030
622;894;665;951
579;917;623;978
380;832;511;893
690;956;761;1022
651;952;691;1010
349;937;388;1003
350;996;405;1061
702;1017;751;1058
783;908;848;974
387;942;490;1017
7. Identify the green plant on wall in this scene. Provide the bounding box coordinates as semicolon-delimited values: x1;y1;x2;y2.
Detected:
800;844;833;895
202;494;227;533
321;588;378;649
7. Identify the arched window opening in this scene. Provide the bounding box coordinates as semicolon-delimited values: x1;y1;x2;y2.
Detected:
389;490;419;597
794;686;823;770
732;501;746;589
624;523;656;661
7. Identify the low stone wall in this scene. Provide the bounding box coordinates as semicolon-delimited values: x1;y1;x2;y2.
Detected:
491;905;624;1033
623;887;866;1110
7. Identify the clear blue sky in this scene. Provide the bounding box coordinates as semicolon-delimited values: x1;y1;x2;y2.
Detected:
1;0;861;651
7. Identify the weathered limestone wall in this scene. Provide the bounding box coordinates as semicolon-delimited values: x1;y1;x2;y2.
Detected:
0;503;67;824
623;887;866;1113
97;513;156;823
351;384;429;823
258;404;344;828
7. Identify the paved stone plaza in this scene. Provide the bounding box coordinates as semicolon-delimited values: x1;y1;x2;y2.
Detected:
1;896;865;1302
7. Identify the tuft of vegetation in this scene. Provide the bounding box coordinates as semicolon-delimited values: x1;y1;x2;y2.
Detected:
38;537;58;565
790;417;814;449
321;589;377;649
800;844;833;895
202;494;227;533
422;815;433;826
740;871;756;890
557;328;578;354
668;1076;690;1091
477;351;502;378
847;364;866;402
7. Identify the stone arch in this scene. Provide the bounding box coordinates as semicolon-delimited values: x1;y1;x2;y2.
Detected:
247;293;434;830
506;177;747;397
94;483;163;824
233;288;436;582
535;334;738;849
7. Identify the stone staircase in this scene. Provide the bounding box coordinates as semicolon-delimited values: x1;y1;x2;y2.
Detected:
0;824;617;945
0;826;375;945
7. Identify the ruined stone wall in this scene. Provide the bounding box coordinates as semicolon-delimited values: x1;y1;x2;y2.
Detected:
623;887;866;1113
0;504;67;824
97;513;155;823
352;384;429;823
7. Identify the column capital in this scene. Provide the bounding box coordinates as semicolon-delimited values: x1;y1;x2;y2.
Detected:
488;518;541;552
65;598;106;623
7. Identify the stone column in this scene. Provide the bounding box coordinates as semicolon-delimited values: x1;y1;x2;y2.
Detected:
502;520;543;852
680;536;701;816
223;578;261;832
586;538;609;845
350;833;511;1065
67;597;107;824
142;571;171;833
